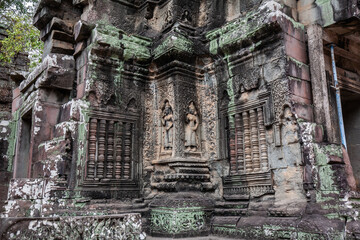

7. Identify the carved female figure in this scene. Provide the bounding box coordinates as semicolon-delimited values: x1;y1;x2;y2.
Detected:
161;101;173;150
185;101;199;151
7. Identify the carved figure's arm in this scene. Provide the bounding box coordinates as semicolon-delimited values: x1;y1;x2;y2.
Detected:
192;115;199;131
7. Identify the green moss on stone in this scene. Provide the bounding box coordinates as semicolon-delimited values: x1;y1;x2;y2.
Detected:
153;34;193;59
94;21;152;62
6;110;20;172
297;232;325;240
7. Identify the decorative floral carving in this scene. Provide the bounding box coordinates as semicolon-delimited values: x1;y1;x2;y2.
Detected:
272;78;289;123
6;214;145;240
198;71;218;160
151;207;205;234
143;87;155;166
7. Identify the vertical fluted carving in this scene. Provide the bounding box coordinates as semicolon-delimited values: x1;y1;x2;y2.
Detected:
243;111;252;173
86;118;136;182
106;120;115;179
250;109;260;172
87;118;97;179
235;113;244;173
258;107;268;171
123;123;132;179
96;119;106;179
230;116;237;174
115;122;123;179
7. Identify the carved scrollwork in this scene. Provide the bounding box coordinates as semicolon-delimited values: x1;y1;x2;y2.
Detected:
271;78;290;123
5;214;144;240
143;85;156;163
201;81;218;160
151;208;205;234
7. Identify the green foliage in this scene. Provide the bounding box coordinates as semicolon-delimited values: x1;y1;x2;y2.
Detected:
0;0;38;14
0;0;43;69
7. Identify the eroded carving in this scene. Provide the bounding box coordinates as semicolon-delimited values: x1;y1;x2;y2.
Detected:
185;102;199;152
181;10;192;24
161;100;174;151
233;68;260;95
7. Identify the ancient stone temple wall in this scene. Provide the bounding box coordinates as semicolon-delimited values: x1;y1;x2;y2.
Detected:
1;0;360;239
0;26;29;211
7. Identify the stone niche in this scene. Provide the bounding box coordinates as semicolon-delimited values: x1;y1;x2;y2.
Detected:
221;88;274;200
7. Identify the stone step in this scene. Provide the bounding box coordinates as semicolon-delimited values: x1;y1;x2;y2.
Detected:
152;182;176;190
202;182;215;191
177;167;209;174
212;216;239;226
214;208;248;216
146;236;242;240
215;201;249;209
53;207;149;217
88;202;148;210
223;194;250;201
347;193;360;210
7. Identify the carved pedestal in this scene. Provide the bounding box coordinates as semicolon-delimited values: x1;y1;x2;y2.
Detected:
149;193;214;238
151;157;213;192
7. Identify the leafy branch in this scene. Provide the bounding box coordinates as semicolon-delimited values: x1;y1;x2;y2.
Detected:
0;0;43;69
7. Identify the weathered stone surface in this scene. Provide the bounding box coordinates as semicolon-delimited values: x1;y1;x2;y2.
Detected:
0;26;29;213
1;0;360;239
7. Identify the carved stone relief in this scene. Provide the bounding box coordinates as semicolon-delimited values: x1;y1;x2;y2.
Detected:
272;78;290;123
198;78;218;160
143;88;155;168
181;9;192;24
233;66;260;96
222;80;273;197
86;117;135;183
156;82;175;157
5;214;144;240
174;83;198;157
184;101;199;152
229;106;269;175
161;100;174;151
